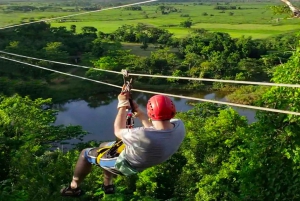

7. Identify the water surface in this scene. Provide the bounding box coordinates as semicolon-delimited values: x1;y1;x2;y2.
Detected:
53;91;256;146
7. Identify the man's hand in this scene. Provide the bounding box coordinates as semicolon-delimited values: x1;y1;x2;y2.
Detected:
132;100;153;128
131;101;141;116
117;92;130;109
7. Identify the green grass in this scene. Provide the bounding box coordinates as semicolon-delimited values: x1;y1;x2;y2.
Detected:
122;42;178;57
50;20;300;39
1;3;300;39
0;12;75;27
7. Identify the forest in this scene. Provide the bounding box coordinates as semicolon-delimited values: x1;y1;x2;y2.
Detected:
1;0;300;201
0;21;297;94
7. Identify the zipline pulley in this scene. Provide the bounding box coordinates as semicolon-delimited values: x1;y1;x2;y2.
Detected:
121;69;135;129
121;69;132;94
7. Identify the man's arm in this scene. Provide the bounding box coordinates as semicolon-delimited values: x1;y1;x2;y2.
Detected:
114;107;127;139
114;91;130;139
132;101;153;128
136;110;153;128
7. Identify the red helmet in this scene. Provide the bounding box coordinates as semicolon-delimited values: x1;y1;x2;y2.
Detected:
147;95;176;121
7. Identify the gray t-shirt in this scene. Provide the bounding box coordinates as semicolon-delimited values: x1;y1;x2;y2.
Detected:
120;119;185;172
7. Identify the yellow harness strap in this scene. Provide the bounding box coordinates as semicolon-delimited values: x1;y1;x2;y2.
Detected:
96;141;126;164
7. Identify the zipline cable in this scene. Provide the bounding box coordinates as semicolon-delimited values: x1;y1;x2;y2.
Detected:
0;56;122;89
0;0;157;30
1;50;300;88
1;55;300;116
0;51;123;75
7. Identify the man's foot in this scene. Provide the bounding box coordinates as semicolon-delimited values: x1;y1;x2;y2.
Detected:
60;186;84;197
102;184;115;194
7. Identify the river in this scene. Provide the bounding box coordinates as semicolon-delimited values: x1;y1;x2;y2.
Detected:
53;91;256;147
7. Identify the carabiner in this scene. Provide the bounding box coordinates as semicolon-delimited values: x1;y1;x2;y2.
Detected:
121;69;132;93
121;69;135;128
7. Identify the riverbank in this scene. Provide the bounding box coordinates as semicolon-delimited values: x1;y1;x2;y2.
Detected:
0;64;265;106
226;85;268;105
49;79;241;102
1;74;256;104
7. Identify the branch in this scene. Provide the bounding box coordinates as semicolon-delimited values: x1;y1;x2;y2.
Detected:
281;0;300;17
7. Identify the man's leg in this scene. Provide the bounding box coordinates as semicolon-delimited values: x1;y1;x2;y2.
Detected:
99;141;118;194
70;142;114;188
102;169;116;194
61;148;93;197
103;169;114;186
61;141;118;197
70;148;93;189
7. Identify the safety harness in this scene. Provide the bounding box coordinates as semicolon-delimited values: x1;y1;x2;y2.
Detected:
96;69;135;164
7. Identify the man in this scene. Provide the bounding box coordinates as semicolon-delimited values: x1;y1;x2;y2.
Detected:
60;93;186;197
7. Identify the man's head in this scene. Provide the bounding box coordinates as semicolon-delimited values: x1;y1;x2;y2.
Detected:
147;95;176;121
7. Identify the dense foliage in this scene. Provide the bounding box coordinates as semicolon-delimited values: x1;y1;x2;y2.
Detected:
0;46;300;200
1;41;300;200
1;2;300;199
0;21;298;93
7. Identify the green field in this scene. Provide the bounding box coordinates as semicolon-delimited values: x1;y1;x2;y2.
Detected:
52;21;300;39
1;2;300;39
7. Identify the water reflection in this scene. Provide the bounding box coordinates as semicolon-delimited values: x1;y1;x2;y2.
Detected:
51;103;69;112
53;91;256;144
85;92;117;108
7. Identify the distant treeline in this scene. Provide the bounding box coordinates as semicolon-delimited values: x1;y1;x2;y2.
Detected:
0;0;281;4
123;6;142;11
214;5;241;10
2;5;102;12
178;0;276;1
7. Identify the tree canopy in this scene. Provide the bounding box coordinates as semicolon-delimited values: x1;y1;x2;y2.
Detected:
2;2;300;199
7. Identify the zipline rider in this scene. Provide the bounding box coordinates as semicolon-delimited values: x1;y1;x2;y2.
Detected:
60;71;186;197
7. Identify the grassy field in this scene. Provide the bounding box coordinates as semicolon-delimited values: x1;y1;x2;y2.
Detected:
1;2;300;39
51;21;300;39
122;42;179;56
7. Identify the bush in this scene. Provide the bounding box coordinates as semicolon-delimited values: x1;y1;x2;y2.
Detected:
180;14;190;17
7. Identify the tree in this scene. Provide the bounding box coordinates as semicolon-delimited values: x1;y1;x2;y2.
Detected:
140;41;148;50
81;26;98;34
180;18;192;28
270;0;300;18
149;48;179;75
87;50;133;80
70;24;76;33
233;41;300;200
237;58;265;80
280;0;300;17
124;6;142;11
182;52;203;71
0;95;86;191
167;69;185;84
137;32;149;50
172;103;246;201
93;56;118;71
43;42;69;62
5;41;20;52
